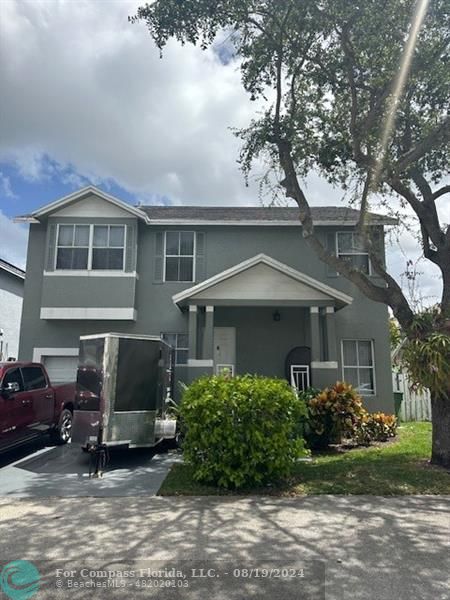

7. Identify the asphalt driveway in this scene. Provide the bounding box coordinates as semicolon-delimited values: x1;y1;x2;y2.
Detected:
0;495;448;599
0;442;180;497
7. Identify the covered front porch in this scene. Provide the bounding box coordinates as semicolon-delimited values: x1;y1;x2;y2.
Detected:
173;254;353;391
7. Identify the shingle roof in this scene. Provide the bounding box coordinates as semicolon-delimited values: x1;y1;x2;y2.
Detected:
139;205;396;225
0;258;25;279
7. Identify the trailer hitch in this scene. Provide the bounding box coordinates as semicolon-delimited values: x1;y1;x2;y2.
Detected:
87;442;109;478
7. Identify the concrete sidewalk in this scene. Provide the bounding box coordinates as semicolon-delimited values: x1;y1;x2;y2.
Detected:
0;495;448;599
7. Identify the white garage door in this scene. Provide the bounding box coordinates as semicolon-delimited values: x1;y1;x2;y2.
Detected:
43;356;79;384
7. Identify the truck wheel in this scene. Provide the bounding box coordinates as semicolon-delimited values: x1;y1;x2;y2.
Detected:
52;408;73;445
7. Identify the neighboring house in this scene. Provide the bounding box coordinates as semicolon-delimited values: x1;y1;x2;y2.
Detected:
0;258;25;361
16;186;394;411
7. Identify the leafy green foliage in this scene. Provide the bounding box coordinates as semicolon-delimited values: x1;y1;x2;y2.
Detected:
402;306;450;396
179;375;308;488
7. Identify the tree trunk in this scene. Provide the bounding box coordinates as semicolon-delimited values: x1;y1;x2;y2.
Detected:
430;391;450;468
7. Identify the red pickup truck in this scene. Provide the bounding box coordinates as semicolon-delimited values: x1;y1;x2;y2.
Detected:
0;362;75;453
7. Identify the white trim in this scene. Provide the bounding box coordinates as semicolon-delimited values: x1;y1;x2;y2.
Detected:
173;253;353;307
205;305;214;312
311;361;338;369
40;307;137;320
290;364;310;390
44;270;138;278
0;262;25;280
23;186;149;222
144;219;396;227
187;359;214;367
81;333;161;341
341;339;376;396
32;347;78;362
309;306;320;314
189;305;198;312
325;306;335;314
216;364;235;376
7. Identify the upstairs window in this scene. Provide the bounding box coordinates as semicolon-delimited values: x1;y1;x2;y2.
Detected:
336;232;370;275
164;231;195;282
55;224;125;271
342;339;375;395
56;225;89;270
92;225;125;270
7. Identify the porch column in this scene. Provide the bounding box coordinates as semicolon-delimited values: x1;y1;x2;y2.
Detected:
325;306;337;361
203;305;215;360
310;306;321;361
188;305;198;360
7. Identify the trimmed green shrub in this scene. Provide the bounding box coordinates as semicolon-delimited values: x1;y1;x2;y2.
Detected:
179;375;308;489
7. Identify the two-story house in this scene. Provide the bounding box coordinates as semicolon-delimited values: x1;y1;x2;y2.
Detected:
0;258;25;361
16;186;394;411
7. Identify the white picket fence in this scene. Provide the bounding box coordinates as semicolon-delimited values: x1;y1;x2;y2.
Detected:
392;370;431;421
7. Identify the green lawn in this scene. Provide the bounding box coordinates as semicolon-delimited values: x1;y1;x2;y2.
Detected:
159;422;450;496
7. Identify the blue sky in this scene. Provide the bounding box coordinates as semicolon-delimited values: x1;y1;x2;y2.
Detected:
0;158;150;219
0;0;444;305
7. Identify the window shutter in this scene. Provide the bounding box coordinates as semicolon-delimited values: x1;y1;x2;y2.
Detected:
195;232;206;282
154;231;164;283
46;223;57;271
326;231;338;277
125;223;137;272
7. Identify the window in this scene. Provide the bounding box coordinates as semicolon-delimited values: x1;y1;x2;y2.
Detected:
56;225;89;270
55;224;125;271
92;225;125;270
1;368;24;393
342;340;375;395
161;333;189;365
22;366;47;391
336;232;370;275
164;231;195;282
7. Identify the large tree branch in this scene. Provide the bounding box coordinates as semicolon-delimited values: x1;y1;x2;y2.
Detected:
275;138;415;328
388;176;445;249
395;115;450;173
433;185;450;201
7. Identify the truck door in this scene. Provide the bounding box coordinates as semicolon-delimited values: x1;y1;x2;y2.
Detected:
0;367;32;446
21;365;54;428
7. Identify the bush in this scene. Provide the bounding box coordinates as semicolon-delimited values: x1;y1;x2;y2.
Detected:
304;382;367;449
360;412;398;443
179;375;308;489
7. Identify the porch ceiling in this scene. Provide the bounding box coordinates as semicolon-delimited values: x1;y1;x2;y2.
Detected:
173;254;353;310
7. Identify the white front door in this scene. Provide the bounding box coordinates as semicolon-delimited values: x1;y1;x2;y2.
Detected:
213;327;236;374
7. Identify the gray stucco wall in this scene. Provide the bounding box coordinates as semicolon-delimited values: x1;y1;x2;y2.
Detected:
19;218;393;412
0;268;24;360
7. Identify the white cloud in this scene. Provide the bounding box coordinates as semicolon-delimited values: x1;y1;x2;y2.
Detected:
0;0;444;301
0;211;28;268
0;172;17;199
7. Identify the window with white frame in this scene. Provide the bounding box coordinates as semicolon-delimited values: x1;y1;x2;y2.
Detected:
164;231;195;282
161;333;189;365
56;224;125;271
336;232;370;274
341;339;375;395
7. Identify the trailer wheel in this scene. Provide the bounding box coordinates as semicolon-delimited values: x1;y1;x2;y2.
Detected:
51;408;73;445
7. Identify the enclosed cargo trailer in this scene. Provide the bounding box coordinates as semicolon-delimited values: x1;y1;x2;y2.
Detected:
72;333;176;450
